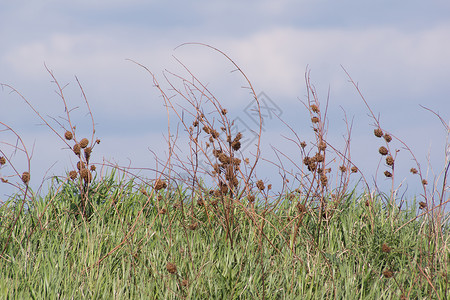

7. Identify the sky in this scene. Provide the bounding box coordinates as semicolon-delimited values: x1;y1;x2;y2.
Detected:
1;1;449;208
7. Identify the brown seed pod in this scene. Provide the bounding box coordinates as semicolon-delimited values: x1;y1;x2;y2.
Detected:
383;134;392;143
297;203;306;213
320;174;328;186
314;153;324;163
202;126;211;134
181;279;188;287
90;164;96;171
141;188;148;197
419;201;427;209
386;156;394;166
244;158;249;164
73;143;81;156
379;146;388;156
300;141;307;148
422;179;428;185
318;141;327;151
256;180;265;191
351;166;358;173
386;155;394;166
374;128;383;137
159;208;167;215
211;129;219;139
0;156;6;165
310;104;320;113
193;120;199;127
64;131;73;140
189;222;198;230
69;170;77;180
154;179;167;190
381;243;391;253
22;172;30;185
311;116;319;123
79;138;89;148
77;161;86;170
221;108;228;115
166;262;177;274
248;195;255;203
218;153;230;164
268;184;272;190
384;171;392;178
95;139;101;144
383;270;394;278
340;165;347;172
219;181;228;194
80;168;92;183
231;140;241;151
410;168;418;174
197;199;204;206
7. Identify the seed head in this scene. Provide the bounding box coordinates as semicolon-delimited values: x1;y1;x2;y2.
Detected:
84;147;92;162
22;172;30;185
69;170;77;180
310;104;320;113
231;140;241;151
383;134;392;143
297;203;306;213
419;201;427;209
203;126;211;134
181;279;188;287
410;168;418;174
384;171;392;178
166;262;177;274
374;128;383;137
80;168;92;183
64;131;73;140
79;138;89;148
77;161;86;170
318;141;327;151
248;195;255;203
351;166;358;173
300;141;307;149
154;179;167;190
385;156;394;166
189;222;198;230
256;180;265;191
311;116;319;123
73;144;81;156
383;269;394;278
0;157;6;165
379;146;388;156
90;165;96;171
221;108;228;115
193;120;199;127
95;139;101;144
340;165;347;172
422;179;428;185
381;243;391;253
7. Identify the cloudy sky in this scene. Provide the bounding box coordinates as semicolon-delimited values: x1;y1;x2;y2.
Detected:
1;1;449;205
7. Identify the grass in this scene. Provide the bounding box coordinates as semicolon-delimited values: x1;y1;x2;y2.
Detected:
1;44;449;299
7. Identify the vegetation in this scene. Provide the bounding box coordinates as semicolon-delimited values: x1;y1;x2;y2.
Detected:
1;45;448;299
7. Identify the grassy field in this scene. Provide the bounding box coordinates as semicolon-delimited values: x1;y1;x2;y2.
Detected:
1;45;449;299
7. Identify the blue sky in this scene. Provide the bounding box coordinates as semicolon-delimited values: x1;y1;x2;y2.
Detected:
1;1;449;205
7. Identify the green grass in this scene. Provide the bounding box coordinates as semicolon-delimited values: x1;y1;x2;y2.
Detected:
1;173;448;299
